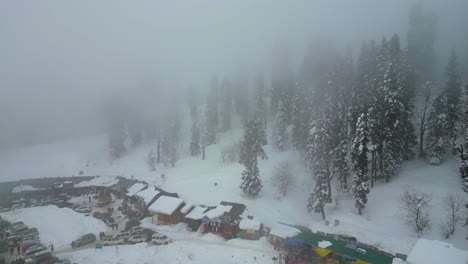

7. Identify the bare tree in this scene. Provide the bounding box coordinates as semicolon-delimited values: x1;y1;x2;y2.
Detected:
441;193;464;237
416;82;433;158
272;161;295;197
220;141;241;164
146;149;156;171
400;189;432;233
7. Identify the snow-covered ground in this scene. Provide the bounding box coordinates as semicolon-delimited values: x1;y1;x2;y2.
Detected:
12;185;44;193
0;131;467;258
0;206;107;250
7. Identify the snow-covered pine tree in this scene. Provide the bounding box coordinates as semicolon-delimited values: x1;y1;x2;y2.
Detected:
351;113;370;215
239;118;267;197
454;84;468;192
205;75;220;145
291;83;312;151
190;119;200;156
425;93;450;164
254;74;267;130
161;106;182;167
274;100;288;151
444;50;462;139
306;116;333;219
220;79;232;132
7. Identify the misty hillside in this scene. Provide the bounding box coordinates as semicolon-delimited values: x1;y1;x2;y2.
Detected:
1;1;468;264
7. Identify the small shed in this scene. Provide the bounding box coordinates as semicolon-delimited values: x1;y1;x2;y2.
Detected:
269;223;301;250
184;205;211;231
239;218;263;240
148;196;185;225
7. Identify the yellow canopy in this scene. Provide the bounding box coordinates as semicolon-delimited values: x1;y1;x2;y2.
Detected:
313;247;332;257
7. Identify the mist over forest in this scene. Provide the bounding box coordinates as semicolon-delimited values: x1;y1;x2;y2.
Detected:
0;0;468;148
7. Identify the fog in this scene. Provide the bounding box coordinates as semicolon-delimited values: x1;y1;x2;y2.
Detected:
1;0;467;148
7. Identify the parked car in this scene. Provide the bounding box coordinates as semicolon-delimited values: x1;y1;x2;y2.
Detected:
22;244;48;258
101;236;124;246
124;219;141;231
129;226;143;234
71;233;96;248
116;231;130;240
151;233;172;245
24;249;52;264
127;235;146;244
74;206;92;213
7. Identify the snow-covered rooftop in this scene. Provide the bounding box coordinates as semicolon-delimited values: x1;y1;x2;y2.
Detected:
239;219;262;230
126;183;147;197
269;223;301;239
12;185;44;193
135;186;160;205
204;205;232;219
148;196;184;215
180;203;193;214
184;205;209;220
406;239;468;264
74;176;119;188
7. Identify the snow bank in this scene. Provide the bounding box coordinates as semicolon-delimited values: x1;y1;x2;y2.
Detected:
74;176;119;187
406;239;468;264
0;206;106;250
318;240;332;248
12;185;44;193
148;196;184;215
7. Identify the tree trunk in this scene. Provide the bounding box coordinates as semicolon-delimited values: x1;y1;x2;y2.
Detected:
202;146;206;160
371;150;375;188
320;207;326;221
419;112;426;158
358;207;362;216
326;168;332;202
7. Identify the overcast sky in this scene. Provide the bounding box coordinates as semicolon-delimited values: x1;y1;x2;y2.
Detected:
1;0;467;148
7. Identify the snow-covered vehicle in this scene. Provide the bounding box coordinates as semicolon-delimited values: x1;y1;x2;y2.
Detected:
116;231;131;241
101;236;124;246
71;233;96;248
128;226;143;234
151;233;172;245
127;235;146;244
74;206;92;213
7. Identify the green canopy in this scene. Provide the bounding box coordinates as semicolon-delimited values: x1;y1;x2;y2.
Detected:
291;226;393;264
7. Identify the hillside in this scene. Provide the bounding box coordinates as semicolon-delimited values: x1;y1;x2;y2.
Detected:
0;131;466;255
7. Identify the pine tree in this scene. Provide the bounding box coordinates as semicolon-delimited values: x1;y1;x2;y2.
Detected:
291;83;312;151
454;84;468;192
128;116;142;147
190;119;201;156
306;117;333;219
220;79;232;132
351;113;370;215
425;93;450;164
205;75;220;145
444;50;462;139
239;119;267;197
274;100;288;151
254;74;267;130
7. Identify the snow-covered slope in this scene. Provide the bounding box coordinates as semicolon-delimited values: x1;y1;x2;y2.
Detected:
0;132;466;255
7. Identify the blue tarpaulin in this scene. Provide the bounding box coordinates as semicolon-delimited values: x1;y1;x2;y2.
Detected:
285;239;303;246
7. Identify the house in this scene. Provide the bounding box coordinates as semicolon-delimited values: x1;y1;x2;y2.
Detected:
269;223;301;250
148;196;185;225
134;186;180;216
239;218;263;240
184;205;213;231
201;201;246;238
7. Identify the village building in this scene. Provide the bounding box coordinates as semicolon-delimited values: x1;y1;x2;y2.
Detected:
148;196;185;225
239;217;263;240
184;205;214;232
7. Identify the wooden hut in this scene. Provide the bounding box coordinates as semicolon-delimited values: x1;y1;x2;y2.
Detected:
239;218;263;240
148;196;185;225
